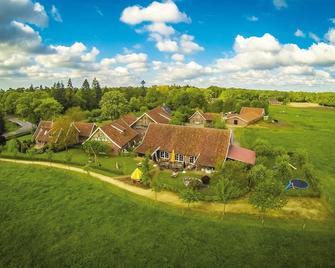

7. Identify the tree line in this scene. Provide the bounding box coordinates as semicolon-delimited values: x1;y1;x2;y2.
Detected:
1;80;334;125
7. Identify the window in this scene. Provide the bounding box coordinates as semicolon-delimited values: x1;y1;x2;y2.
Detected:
160;151;169;159
176;153;184;162
234;119;238;125
189;156;196;164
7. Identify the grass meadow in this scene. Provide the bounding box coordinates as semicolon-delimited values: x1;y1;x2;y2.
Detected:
234;105;335;212
0;163;335;267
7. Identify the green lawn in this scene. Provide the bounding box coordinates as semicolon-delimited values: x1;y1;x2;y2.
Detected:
0;162;334;267
1;147;138;176
234;105;335;212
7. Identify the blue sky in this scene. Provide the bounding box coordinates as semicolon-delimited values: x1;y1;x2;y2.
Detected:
1;0;335;91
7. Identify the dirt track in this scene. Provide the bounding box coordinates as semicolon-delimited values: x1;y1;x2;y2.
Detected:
0;158;330;220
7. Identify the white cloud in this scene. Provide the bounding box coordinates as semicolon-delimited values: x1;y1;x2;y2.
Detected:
326;28;335;44
171;53;184;62
273;0;288;10
179;34;204;54
309;32;320;43
156;39;178;52
145;22;175;36
51;5;62;22
234;33;281;53
120;0;190;25
294;29;305;38
247;16;258;22
0;0;48;27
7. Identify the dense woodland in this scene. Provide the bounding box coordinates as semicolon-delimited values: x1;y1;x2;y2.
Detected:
1;78;335;134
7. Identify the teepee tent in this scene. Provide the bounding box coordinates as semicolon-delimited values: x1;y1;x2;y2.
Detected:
131;168;143;181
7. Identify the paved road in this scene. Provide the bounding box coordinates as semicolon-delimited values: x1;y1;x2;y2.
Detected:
3;116;35;139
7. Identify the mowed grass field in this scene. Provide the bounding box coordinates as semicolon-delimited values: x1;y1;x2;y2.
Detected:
235;105;335;212
0;163;335;267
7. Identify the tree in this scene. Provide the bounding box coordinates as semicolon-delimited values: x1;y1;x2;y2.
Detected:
34;98;62;120
170;111;187;125
180;188;200;209
0;111;5;135
82;140;108;164
92;78;102;107
65;106;87;121
141;155;151;187
100;91;128;119
249;179;287;223
248;164;273;188
49;116;78;151
216;178;237;217
77;79;92;110
212;118;225;129
219;161;249;198
141;80;146;88
274;156;293;183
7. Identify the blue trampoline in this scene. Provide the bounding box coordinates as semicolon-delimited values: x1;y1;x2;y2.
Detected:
285;179;309;191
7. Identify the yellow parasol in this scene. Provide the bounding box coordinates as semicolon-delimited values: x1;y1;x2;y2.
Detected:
170;150;175;162
131;168;143;181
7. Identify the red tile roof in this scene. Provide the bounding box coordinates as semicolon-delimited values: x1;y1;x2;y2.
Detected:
240;107;264;116
227;145;256;165
190;111;221;122
147;106;171;124
120;114;137;126
135;124;232;167
34;121;53;143
227;107;265;123
99;117;139;148
73;122;96;138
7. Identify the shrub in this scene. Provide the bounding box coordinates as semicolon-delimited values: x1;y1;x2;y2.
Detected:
248;164;274;188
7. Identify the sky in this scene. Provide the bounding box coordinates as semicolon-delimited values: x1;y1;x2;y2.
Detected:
1;0;335;91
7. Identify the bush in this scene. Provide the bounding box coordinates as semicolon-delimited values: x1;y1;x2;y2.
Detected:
252;139;273;157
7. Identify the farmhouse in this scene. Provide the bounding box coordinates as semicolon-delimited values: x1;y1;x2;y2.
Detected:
73;122;97;143
33;120;96;147
135;123;256;170
130;106;171;135
86;115;139;155
188;110;221;127
225;107;265;126
33;120;53;147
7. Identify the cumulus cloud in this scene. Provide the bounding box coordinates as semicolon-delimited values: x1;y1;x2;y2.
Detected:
120;1;202;56
1;0;335;91
156;39;178;52
51;5;62;22
273;0;288;10
120;0;190;25
145;22;175;36
215;33;335;73
326;28;335;44
171;53;184;62
294;29;305;38
180;34;204;54
0;0;49;53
